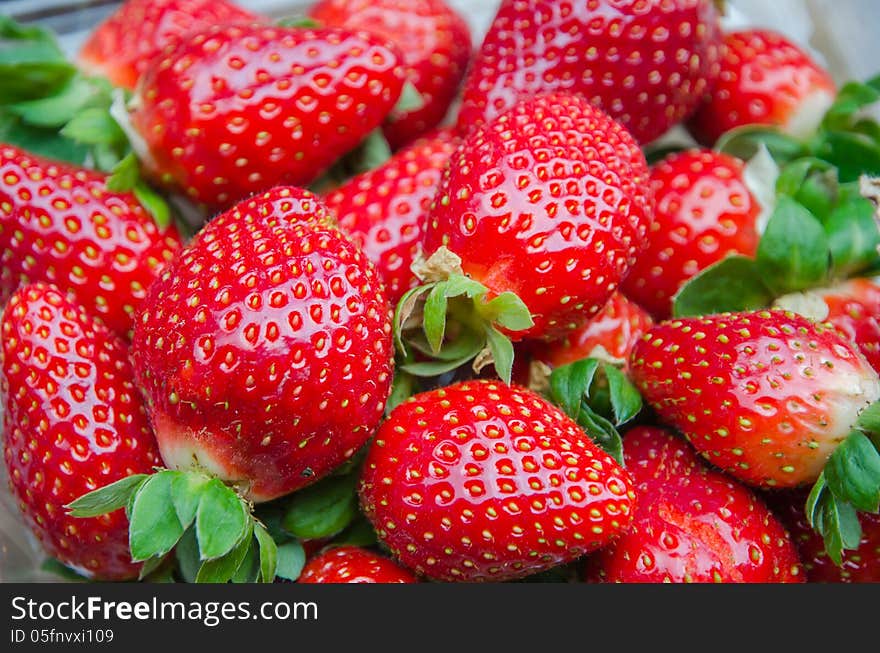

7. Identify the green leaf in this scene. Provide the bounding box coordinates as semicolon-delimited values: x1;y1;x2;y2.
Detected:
281;474;358;540
0;113;88;165
400;353;478;378
6;76;101;128
603;364;642;426
196;479;249;560
756;197;830;295
393;284;433;355
387;370;416;413
174;527;201;583
171;472;210;531
826;196;880;278
231;538;261;583
822;80;880;131
66;473;148;517
106;152;140;192
343;129;392;176
549;358;600;422
776;157;835;198
196;521;254;583
60;107;126;146
129;471;185;562
407;326;484;362
482;292;534;332
809;486;862;566
332;514;378;548
575;407;624;466
138;554;168;581
275;15;320;28
815;131;880;182
484;325;515;385
672;256;773;317
715;125;807;163
423;283;450;352
824;431;880;513
275;541;306;581
134;181;172;228
40;558;88;582
254;522;278;583
643;143;687;166
391;81;425;116
855;400;880;438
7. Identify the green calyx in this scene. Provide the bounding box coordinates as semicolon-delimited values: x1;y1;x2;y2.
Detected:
394;247;534;385
806;400;880;565
66;469;278;583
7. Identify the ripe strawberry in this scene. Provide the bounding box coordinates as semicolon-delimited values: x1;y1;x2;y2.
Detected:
532;292;653;370
1;283;161;580
0;144;181;337
622;149;761;319
78;0;259;90
586;427;803;583
359;379;636;582
689;29;837;145
298;546;418;583
456;0;722;143
130;187;393;502
630;310;880;489
767;490;880;583
421;92;653;342
309;0;471;149
323;129;457;305
129;24;407;210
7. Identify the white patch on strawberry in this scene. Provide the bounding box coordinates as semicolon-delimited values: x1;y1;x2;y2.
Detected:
744;143;780;234
774;290;830;322
784;88;836;140
110;89;157;171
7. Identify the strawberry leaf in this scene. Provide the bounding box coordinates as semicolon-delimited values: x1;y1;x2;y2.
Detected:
196;479;249;560
673;255;773;317
129;471;185;562
275;541;306;581
332;514;379;548
275;16;321;28
6;76;102;128
0;112;88;165
137;554;168;581
855;400;880;439
824;431;880;513
390;81;425;117
231;539;260;583
549;358;600;422
575;406;624;466
483;324;515;384
424;283;450;352
401;353;481;377
254;522;278;583
603;363;642;426
60;107;126;146
756;197;830;295
482;292;534;331
133;181;172;228
822;76;880;131
171;471;210;531
825;194;880;277
195;520;254;583
66;473;149;517
806;477;862;566
281;474;358;540
0;17;75;104
175;528;201;583
815;131;880;183
715;125;807;164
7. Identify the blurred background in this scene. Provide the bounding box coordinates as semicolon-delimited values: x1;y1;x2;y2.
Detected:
0;0;878;581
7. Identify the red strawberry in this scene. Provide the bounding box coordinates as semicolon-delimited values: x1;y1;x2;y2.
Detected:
767;490;880;583
0;144;181;337
689;29;837;145
586;427;803;583
359;379;636;582
78;0;259;90
421;92;653;342
298;545;418;583
456;0;722;143
622;149;761;319
532;292;653;370
1;283;161;580
323;129;458;305
776;279;880;374
630;310;880;489
309;0;471;149
129;24;407;210
130;187;393;502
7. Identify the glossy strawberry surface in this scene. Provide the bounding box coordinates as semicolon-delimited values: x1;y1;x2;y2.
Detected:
78;0;259;89
587;427;803;583
819;279;880;374
131;24;406;209
622;149;760;319
1;283;161;580
298;545;418;583
423;92;653;341
310;0;471;149
631;310;880;488
130;187;393;502
0;144;181;337
323;129;457;305
689;29;836;145
456;0;722;143
359;380;636;582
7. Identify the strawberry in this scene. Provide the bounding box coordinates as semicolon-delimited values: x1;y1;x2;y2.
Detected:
0;144;181;337
586;427;803;583
622;149;761;319
359;379;636;582
631;310;880;489
130;186;393;503
397;93;652;383
689;29;837;146
532;292;653;370
455;0;722;144
128;24;407;210
768;490;880;583
309;0;471;149
776;279;880;374
298;545;418;583
1;282;161;580
322;129;457;305
78;0;259;90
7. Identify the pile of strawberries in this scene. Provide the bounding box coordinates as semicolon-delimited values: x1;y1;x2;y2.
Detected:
2;0;880;584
